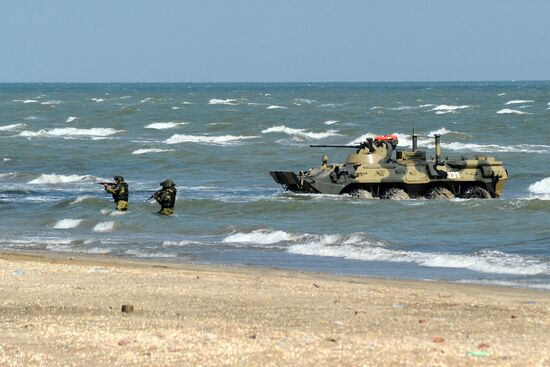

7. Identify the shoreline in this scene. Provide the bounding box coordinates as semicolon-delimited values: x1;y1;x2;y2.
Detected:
1;250;549;366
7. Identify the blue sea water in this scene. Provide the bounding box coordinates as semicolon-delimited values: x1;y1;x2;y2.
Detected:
1;82;549;290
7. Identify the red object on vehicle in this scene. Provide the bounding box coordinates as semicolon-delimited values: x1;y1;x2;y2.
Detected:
374;134;398;142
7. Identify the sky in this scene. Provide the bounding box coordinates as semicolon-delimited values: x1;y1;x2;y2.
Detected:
1;0;549;82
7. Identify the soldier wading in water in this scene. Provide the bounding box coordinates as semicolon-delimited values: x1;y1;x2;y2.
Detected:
102;176;129;211
152;179;177;215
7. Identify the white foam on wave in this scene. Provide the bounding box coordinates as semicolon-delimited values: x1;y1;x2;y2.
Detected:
293;98;316;105
13;99;39;104
419;104;436;108
53;219;83;229
288;242;548;276
262;125;340;140
0;123;26;131
497;109;530;115
124;249;176;258
93;221;114;232
66;116;77;123
498;93;507;96
505;100;534;105
266;105;288;110
528;177;550;196
164;134;258;145
223;230;299;245
430;105;470;114
209;98;238;105
70;195;94;204
145;121;188;129
41;100;62;105
221;229;548;276
19;127;123;138
90;98;105;102
28;173;96;185
443;142;550;153
324;120;338;125
132;148;175;155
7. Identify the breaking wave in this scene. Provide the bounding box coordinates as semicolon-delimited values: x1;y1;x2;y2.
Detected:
430;105;470;114
221;229;548;275
262;125;340;140
66;116;77;123
132;148;175;155
0;123;26;131
53;219;83;229
28;174;96;185
209;98;238;105
505;100;534;105
19;127;123;138
528;177;550;199
93;221;115;232
497;109;530;115
324;120;338;125
266;105;288;110
145;121;188;129
164;134;258;145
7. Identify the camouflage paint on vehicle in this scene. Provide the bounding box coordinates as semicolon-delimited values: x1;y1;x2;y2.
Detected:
270;134;508;199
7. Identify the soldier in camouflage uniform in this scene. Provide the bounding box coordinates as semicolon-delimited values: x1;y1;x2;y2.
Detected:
154;179;177;215
103;176;129;211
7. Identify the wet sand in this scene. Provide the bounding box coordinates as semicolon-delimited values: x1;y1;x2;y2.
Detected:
0;251;548;366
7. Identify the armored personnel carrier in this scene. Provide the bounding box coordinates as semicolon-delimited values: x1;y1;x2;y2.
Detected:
270;133;508;199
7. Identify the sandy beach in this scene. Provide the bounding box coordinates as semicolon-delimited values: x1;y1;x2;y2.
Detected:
0;251;548;366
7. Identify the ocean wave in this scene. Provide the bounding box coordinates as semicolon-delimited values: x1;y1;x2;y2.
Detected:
528;177;550;196
28;173;96;185
70;195;95;204
66;116;77;123
53;219;83;229
221;229;548;275
145;121;188;129
430;105;470;114
441;142;550;153
293;98;316;105
324;120;338;125
505;100;534;105
124;249;176;258
262;125;340;140
41;100;62;105
90;98;105;102
13;99;39;104
164;134;258;145
497;109;530;115
266;105;288;110
19;127;123;138
288;243;548;276
209;98;238;105
93;221;115;232
0;123;26;132
132;148;175;155
418;104;436;108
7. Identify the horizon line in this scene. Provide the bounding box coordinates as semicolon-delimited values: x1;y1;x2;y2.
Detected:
1;79;550;84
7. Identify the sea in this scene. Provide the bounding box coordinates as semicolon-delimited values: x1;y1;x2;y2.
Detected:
1;82;549;290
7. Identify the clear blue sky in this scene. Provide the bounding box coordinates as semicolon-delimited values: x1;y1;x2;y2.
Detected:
1;0;549;82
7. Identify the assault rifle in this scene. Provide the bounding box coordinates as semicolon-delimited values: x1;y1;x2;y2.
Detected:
146;190;162;201
96;182;115;186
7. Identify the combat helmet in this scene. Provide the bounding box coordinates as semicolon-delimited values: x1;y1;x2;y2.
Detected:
161;179;175;188
114;175;124;182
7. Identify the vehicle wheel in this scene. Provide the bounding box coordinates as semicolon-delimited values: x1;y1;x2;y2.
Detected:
425;186;455;199
349;189;375;199
461;186;492;199
381;188;410;200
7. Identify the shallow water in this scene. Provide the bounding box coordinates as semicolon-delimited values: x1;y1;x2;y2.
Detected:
1;82;549;289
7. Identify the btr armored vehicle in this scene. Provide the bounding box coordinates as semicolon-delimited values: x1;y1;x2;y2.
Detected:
270;134;508;199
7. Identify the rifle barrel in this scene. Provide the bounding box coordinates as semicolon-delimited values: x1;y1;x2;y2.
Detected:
309;145;362;148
